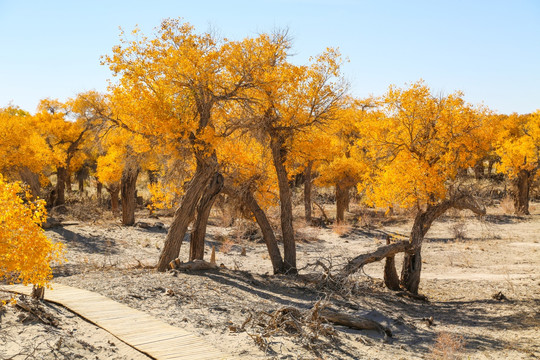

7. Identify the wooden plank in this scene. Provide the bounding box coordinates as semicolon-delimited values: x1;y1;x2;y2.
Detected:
0;283;233;360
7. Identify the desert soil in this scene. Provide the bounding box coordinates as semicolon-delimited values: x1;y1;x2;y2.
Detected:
1;201;539;359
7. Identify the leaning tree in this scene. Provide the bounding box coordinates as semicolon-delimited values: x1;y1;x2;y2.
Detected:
356;81;490;294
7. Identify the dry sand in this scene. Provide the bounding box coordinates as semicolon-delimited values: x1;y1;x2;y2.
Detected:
1;202;539;359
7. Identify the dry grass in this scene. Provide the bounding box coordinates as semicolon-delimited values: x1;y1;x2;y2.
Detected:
219;237;234;254
451;220;467;240
500;195;514;214
429;332;466;360
332;222;352;236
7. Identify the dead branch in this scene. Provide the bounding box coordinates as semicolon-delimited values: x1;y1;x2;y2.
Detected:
339;240;412;278
312;201;330;224
319;310;392;338
15;298;59;327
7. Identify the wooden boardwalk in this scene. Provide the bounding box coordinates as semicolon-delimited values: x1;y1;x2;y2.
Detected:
1;283;231;360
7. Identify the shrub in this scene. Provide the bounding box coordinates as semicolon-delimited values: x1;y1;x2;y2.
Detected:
0;175;64;288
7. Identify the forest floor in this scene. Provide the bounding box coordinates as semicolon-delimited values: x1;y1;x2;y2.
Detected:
1;199;539;359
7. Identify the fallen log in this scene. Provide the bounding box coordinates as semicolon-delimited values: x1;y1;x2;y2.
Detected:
340;240;411;277
320;309;392;337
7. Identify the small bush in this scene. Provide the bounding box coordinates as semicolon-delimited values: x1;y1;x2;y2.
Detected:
500;195;514;214
430;332;466;360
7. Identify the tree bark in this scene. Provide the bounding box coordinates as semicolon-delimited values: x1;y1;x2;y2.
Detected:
383;237;401;290
107;184;120;214
304;161;313;224
54;167;67;206
190;173;224;261
157;159;217;272
148;169;158;185
340;240;411;277
76;166;89;193
241;189;286;274
121;165;140;226
514;169;531;215
270;134;297;274
18;167;41;199
65;170;72;193
474;160;484;180
401;194;486;294
96;180;103;204
336;183;350;223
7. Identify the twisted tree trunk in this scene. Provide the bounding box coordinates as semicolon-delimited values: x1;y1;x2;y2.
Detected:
157;157;217;272
190;173;224;261
401;194;486;294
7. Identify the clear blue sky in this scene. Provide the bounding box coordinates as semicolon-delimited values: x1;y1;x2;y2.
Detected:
1;0;538;114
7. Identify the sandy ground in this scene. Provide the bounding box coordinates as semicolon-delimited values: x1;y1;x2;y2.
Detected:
1;201;539;359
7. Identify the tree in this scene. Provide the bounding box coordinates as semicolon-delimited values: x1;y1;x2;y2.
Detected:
218;134;286;274
0;175;64;291
495;111;540;215
104;19;297;271
316;99;374;223
32;99;94;207
0;106;54;197
237;41;347;273
359;81;488;294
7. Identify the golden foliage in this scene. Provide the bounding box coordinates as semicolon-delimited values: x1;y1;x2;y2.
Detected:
495;110;540;178
358;81;489;209
0;175;64;287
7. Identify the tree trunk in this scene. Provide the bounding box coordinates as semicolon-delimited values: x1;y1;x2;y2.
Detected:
31;285;45;300
340;240;411;277
156;159;217;272
65;170;72;193
107;184;120;214
78;178;84;192
75;166;89;193
54;167;66;206
121;165;140;226
270;134;297;274
148;170;158;185
400;195;486;294
304;161;313;224
487;159;496;177
241;189;285;274
474;160;484;180
514;169;531;215
96;180;103;204
384;237;401;290
336;183;350;223
18;167;41;199
190;173;224;261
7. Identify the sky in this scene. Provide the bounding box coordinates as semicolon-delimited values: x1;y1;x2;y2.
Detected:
0;0;539;114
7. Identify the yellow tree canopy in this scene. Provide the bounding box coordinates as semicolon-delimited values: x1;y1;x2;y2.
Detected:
359;81;489;209
0;175;64;287
316;98;373;189
495;111;540;178
32;98;93;173
0;106;53;180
